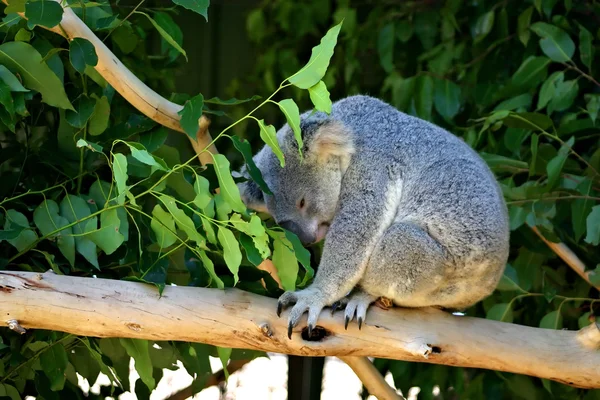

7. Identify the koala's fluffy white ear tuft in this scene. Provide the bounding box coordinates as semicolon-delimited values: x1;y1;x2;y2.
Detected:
309;121;355;172
238;180;269;214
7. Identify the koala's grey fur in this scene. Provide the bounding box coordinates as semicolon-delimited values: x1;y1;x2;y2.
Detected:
238;95;509;337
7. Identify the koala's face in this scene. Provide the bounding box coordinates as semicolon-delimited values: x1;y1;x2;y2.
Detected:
263;152;342;245
238;118;354;245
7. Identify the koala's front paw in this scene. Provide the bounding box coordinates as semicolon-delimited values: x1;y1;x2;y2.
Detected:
277;289;326;339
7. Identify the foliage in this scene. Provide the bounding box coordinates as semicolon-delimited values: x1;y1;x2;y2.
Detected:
235;0;600;398
0;0;598;399
0;0;338;398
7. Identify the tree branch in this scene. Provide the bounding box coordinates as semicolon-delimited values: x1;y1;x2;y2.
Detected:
530;227;600;290
0;271;598;389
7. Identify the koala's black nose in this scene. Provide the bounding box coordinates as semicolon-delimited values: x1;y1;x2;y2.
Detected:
278;220;315;245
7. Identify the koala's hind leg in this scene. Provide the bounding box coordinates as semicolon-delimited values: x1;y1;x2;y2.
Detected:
359;222;448;310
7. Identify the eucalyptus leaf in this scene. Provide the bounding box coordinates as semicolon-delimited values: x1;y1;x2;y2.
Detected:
288;22;342;89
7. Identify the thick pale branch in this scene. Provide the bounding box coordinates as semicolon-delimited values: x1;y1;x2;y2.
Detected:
531;227;600;290
0;271;598;389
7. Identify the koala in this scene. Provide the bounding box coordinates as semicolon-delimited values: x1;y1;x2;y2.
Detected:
238;95;509;339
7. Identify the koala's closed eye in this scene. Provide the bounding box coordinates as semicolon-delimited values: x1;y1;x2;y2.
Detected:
298;197;306;210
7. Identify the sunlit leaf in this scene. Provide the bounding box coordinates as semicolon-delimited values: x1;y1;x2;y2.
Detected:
307;80;332;114
119;339;155;391
288;21;342;89
278;98;303;150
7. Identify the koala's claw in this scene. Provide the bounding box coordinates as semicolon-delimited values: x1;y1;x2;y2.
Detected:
277;289;325;339
342;290;375;330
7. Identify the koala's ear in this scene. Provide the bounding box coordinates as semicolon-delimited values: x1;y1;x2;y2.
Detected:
308;121;355;172
238;179;269;214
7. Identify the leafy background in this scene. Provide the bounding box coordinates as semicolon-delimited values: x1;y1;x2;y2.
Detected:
0;0;599;399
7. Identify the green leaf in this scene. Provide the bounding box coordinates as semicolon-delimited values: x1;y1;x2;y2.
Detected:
3;209;37;252
486;302;513;322
157;195;205;246
307;80;332;114
284;230;312;286
578;23;593;71
69;37;98;74
415;75;433;121
548;79;578;114
517;6;534;46
112;153;128;205
199;250;224;289
88;95;110;135
269;230;299;291
0;229;22;241
537;71;562;110
257;119;285;167
33;200;75;266
172;0;210;21
510;56;550;91
217;226;242;284
65;95;96;128
433;79;461;120
288;21;342;89
4;0;25;13
192;175;212;210
494;93;532;112
585;94;600;124
40;343;68;391
123;142;168;172
480;153;528;171
25;0;64;28
530;22;575;62
119;339;155;391
204;95;260;105
473;11;495;43
87;209;125;255
212;153;247;214
504;112;553;131
377;23;395;73
579;311;592;328
178;93;204;139
572;179;594;241
76;138;103;153
584;205;600;245
14;27;32;42
0;65;28;92
60;195;98;268
539;310;563;329
0;81;15;119
150;204;178;248
0;384;20;400
231;136;271;195
216;347;232;379
546;136;574;189
496;266;524;292
239;233;264;266
136;11;187;60
140;127;168;152
278;98;303;151
0;41;73;110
